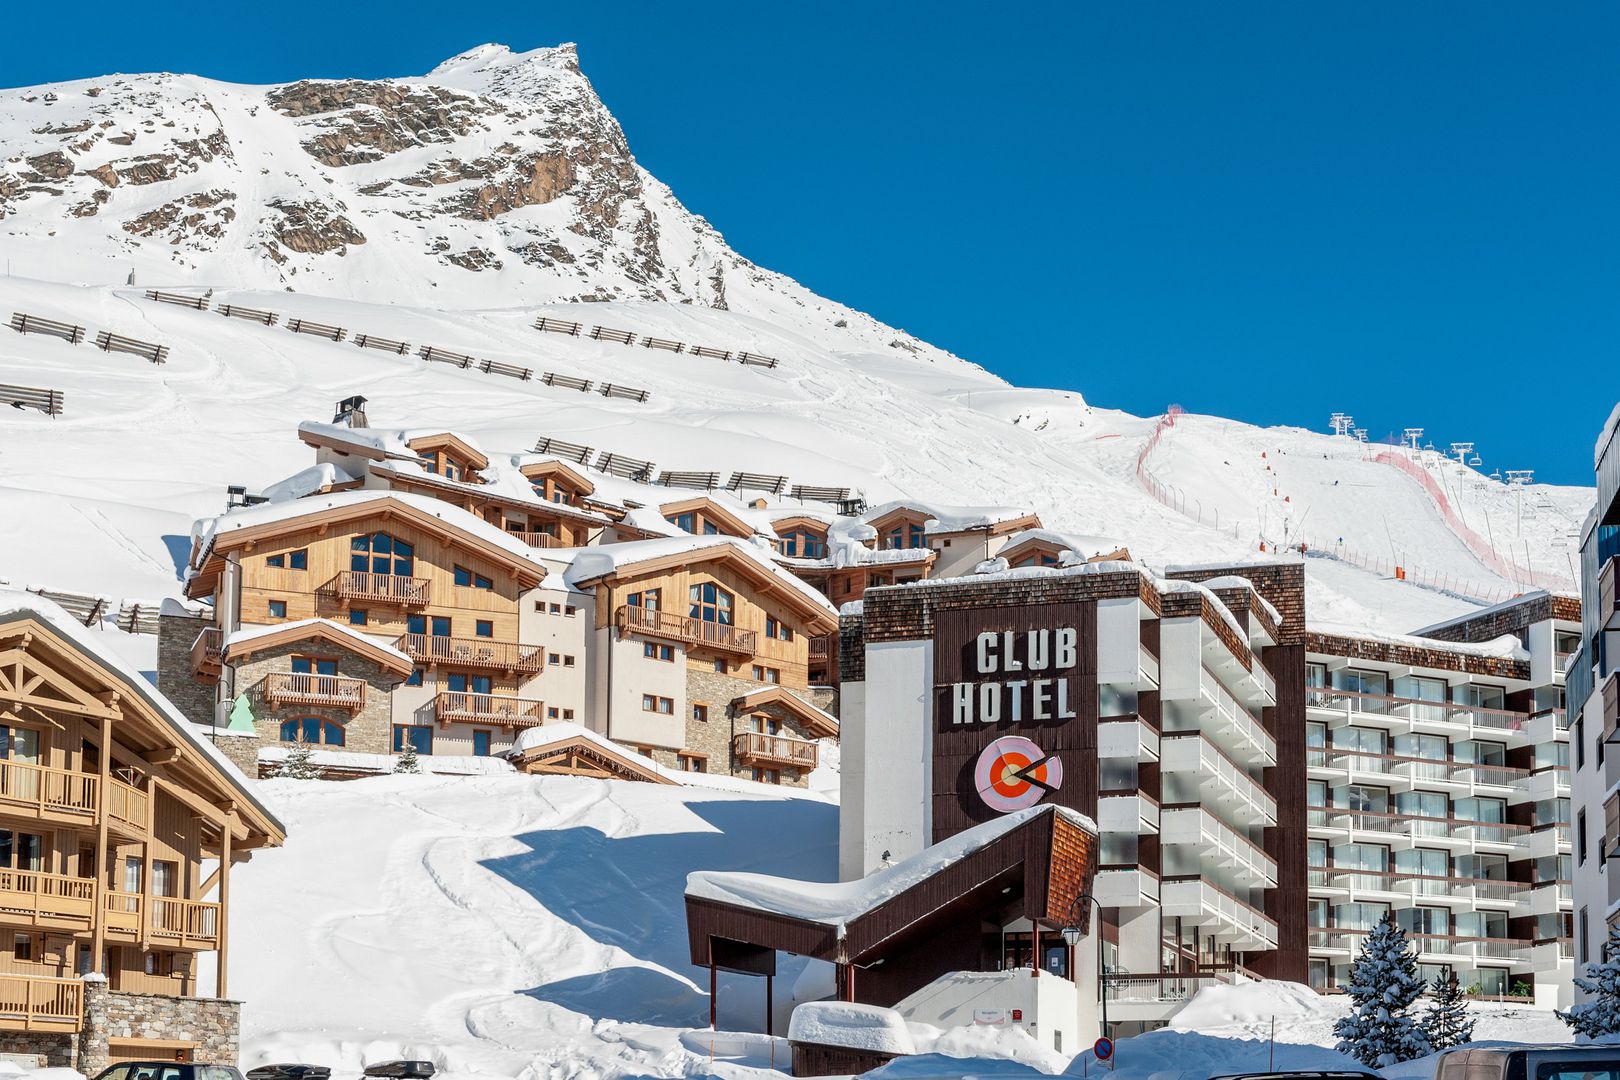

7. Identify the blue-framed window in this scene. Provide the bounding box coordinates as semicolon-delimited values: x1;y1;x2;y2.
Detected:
279;717;345;746
394;725;433;755
349;609;368;626
472;730;492;757
268;600;287;619
351;533;414;576
688;581;733;625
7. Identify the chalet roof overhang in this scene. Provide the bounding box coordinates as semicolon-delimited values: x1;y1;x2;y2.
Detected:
404;432;490;471
658;497;758;540
223;621;413;679
519;459;597;497
371;464;611;528
0;613;285;848
510;735;676;784
577;547;838;635
297;428;414;463
685;805;1095;970
730;687;839;738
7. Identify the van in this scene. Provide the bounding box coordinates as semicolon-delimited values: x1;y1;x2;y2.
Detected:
1435;1046;1620;1080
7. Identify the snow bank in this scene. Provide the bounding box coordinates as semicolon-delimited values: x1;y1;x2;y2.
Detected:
1168;979;1326;1030
788;1002;915;1054
1060;1030;1363;1079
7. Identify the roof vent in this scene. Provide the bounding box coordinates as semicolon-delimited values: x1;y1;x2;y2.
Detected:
334;395;369;428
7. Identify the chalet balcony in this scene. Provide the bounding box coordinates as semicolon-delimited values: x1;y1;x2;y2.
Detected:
434;691;546;730
505;529;568;549
619;604;758;656
264;671;367;712
106;778;148;836
190;626;223;683
0;974;82;1031
0;868;95;926
150;897;220;948
397;634;546;674
104;892;142;935
733;731;819;771
0;761;98;822
331;570;431;607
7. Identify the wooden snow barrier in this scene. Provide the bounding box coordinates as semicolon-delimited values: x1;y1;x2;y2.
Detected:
418;345;475;369
26;587;107;626
599;383;650;403
728;471;789;496
589;325;636;346
354;333;411;355
737;351;779;369
642;336;684;354
115;600;161;635
658;470;721;491
0;382;64;417
596;451;657;482
532;437;594;465
689;345;732;361
95;331;168;364
790;484;851;504
534;316;583;337
9;313;86;344
144;290;210;311
286;317;346;342
480;358;533;381
541;372;592;392
218;303;279;326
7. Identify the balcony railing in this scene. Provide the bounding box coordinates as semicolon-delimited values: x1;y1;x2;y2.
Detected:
104;891;141;933
0;762;97;818
1161;732;1277;824
1161;805;1277;886
1308;805;1528;844
1160;876;1279;947
733;731;819;771
809;634;836;659
1305;748;1528;787
150;897;220;946
331;570;431;607
190;626;223;681
505;530;568;549
0;974;82;1030
1195;664;1276;766
619;604;758;655
434;691;546;729
0;868;95;921
1309;928;1529;959
264;671;367;712
1105;971;1236;1003
106;779;148;834
1306;687;1529;733
397;634;545;673
1308;866;1520;903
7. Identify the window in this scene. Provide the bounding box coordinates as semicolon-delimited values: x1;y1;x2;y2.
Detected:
279;717;345;746
644;643;674;662
0;727;41;764
765;617;794;642
266;553;284;568
564;605;577;617
547;602;561;614
290;549;308;570
1579;809;1589;864
453;566;494;590
1580;907;1591;965
547;708;559;719
407;668;424;687
475;620;494;638
394;725;433;755
549;653;561;665
152;861;177;898
679;753;707;773
688;581;734;625
563;654;576;667
692;704;709;723
0;831;42;871
642;695;674;714
144;950;176;977
351;532;414;576
751;665;780;684
291;656;338;676
778;530;826;559
12;933;32;962
628;588;661;611
1577;717;1586;770
713;659;727;674
431;616;451;637
562;709;574;720
752;767;781;784
446;673;492;695
349;609;368;626
408;614;426;635
668;511;697;533
1012;552;1060;568
472;730;492;757
268;600;287;619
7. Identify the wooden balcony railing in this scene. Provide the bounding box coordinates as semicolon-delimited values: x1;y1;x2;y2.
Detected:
434;692;546;729
0;974;82;1030
0;762;97;819
0;869;95;921
619;604;758;655
506;530;568;549
397;634;546;673
106;779;148;834
104;891;142;933
265;671;367;712
331;570;431;606
733;731;819;771
190;626;223;681
809;633;835;659
150;897;220;946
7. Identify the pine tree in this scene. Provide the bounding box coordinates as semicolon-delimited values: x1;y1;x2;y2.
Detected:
1333;914;1433;1067
275;740;323;780
394;740;421;775
1423;973;1474;1051
1560;923;1620;1037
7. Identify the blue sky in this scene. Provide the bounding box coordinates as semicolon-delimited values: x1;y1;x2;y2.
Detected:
6;3;1614;485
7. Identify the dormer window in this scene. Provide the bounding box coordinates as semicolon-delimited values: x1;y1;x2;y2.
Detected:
778;530;827;559
883;523;927;550
1011;552;1060;568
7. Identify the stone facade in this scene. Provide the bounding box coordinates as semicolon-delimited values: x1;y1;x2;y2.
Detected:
156;613;216;727
232;633;403;755
0;1030;76;1069
673;668;831;786
80;980;240;1074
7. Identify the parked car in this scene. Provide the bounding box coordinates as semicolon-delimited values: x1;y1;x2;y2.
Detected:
94;1065;245;1080
1435;1046;1620;1080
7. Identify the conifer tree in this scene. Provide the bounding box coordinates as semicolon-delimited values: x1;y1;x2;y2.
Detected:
394;739;421;775
1332;914;1432;1067
1423;973;1474;1051
1560;923;1620;1037
275;740;323;780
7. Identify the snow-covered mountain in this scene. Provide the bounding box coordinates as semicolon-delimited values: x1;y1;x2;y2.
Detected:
0;44;1593;642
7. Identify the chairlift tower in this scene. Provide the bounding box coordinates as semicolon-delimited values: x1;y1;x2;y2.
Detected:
1403;428;1424;452
1353;428;1368;443
1505;470;1534;539
1449;442;1475;467
1329;413;1355;438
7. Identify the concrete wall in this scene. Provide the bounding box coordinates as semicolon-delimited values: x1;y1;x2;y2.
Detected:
892;966;1093;1056
842;638;933;878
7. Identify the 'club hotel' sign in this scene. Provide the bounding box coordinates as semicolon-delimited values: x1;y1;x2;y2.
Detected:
944;627;1081;725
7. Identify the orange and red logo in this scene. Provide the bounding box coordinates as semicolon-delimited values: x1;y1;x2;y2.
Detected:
973;735;1063;813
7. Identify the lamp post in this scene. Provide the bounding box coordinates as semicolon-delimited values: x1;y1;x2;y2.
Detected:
1062;892;1106;1042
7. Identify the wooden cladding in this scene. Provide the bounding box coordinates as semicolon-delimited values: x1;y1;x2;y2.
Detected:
733;731;819;771
398;633;545;673
0;761;98;820
434;691;546;729
330;570;432;607
264;671;367;712
619;604;759;655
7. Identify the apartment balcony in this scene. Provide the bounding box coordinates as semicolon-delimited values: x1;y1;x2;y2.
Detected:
1307;867;1519;907
1515;767;1570;805
330;570;431;607
149;897;220;949
1525;708;1569;746
1521;938;1574;972
1161;732;1276;827
733;731;819;771
190;626;223;683
434;691;546;730
1519;824;1570;861
0;868;95;927
0;974;82;1032
1305;748;1527;795
1098;793;1160;835
1306;688;1530;744
0;761;98;824
1099;716;1160;762
1601;555;1620;631
1307;806;1529;850
1137;645;1161;690
104;892;141;936
106;778;149;837
1161;876;1278;950
505;529;568;549
1309;928;1527;965
618;604;758;656
1192;664;1276;767
1520;880;1572;917
1160;805;1277;888
1093;866;1160;909
264;671;367;712
397;633;546;674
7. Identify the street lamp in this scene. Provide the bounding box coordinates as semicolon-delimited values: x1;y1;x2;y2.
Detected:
1061;892;1106;1041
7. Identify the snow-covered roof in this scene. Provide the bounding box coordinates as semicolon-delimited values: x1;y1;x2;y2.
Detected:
297;421;429;461
563;536;838;618
368;459;615;528
0;587;285;835
685;804;1094;935
859;499;1034;534
261;462;358;503
999;528;1125;564
1309;621;1530;663
1409;589;1560;637
1194;575;1285;627
258;744;516;776
223;618;414;667
787;1002;914;1055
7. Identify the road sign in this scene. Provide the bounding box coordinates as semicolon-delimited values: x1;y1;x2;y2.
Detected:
1094;1037;1114;1062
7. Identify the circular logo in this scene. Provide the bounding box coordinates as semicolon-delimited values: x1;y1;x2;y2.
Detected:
973;735;1062;813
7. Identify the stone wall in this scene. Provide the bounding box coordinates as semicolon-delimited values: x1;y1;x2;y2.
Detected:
80;980;240;1075
233;634;400;755
0;1031;77;1069
156;613;216;727
679;668;826;786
